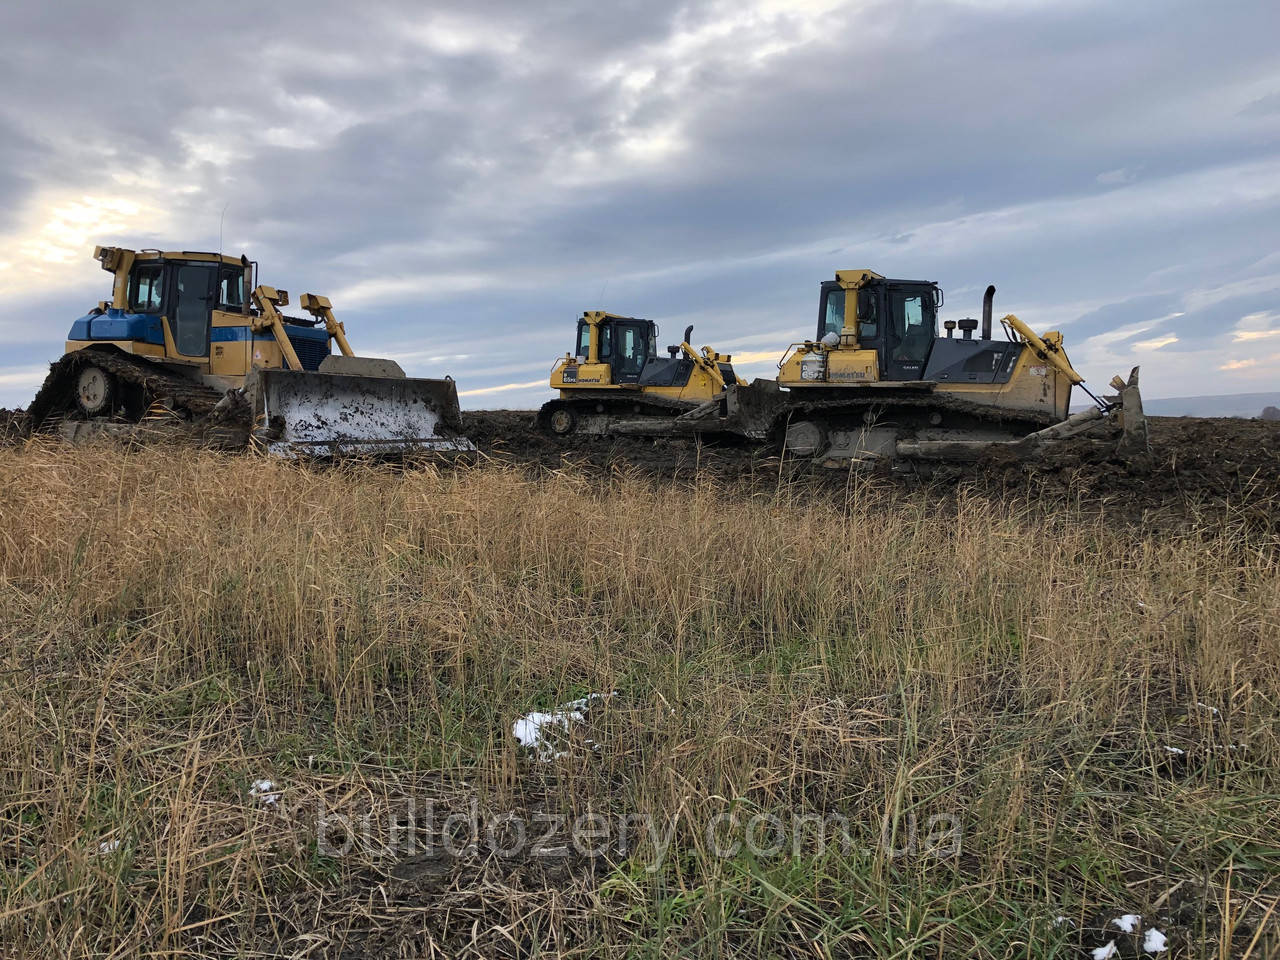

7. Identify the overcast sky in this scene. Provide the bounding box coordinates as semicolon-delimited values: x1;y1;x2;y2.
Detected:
1;0;1278;409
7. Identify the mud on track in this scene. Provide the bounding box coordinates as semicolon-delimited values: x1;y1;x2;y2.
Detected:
464;410;1280;528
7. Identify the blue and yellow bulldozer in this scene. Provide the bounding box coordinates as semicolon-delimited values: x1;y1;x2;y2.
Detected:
26;246;473;455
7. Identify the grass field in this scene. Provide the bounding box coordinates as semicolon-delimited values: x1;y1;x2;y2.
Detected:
0;441;1277;958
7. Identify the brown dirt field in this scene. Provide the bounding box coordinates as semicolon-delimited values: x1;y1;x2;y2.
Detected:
5;403;1277;527
463;410;1280;527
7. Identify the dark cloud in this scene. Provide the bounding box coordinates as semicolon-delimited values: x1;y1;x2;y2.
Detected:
0;121;46;233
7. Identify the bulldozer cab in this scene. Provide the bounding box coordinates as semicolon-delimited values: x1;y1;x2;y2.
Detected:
812;273;1035;387
576;315;655;384
818;278;940;381
116;251;252;361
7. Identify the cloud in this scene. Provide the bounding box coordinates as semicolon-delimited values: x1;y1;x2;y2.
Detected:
1096;167;1139;185
0;365;49;390
1231;310;1280;342
458;378;548;397
0;0;1278;410
1132;335;1178;350
1239;92;1280;117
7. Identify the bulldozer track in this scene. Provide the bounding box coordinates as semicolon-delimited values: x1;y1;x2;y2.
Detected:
27;347;226;430
537;391;702;436
755;389;1060;439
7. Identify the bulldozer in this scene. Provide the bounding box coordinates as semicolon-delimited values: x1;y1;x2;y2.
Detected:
25;246;473;455
537;310;746;435
569;269;1146;465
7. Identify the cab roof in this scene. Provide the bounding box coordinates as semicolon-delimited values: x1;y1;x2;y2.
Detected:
94;245;248;269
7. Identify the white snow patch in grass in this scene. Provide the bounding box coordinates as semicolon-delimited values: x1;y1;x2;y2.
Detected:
1197;702;1221;717
1092;941;1118;960
1112;914;1141;933
1053;915;1074;927
250;779;281;806
1143;927;1168;953
512;712;574;760
1164;745;1185;755
94;839;121;854
512;692;613;761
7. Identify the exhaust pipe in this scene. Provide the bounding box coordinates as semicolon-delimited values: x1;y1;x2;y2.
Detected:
981;285;995;340
683;324;694;344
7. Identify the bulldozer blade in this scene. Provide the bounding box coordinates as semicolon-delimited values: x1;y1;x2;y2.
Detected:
1117;366;1148;454
723;379;784;439
254;369;475;457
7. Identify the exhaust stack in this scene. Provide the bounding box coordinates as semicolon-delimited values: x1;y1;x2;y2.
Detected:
981;284;995;340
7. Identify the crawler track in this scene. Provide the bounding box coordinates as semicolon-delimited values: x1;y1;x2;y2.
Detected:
26;347;226;430
535;392;701;436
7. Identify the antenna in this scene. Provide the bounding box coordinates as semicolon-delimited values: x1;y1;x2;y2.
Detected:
597;278;609;307
218;201;229;256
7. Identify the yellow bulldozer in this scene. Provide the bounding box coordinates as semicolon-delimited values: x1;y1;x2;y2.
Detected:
537;310;746;435
26;246;473;455
545;270;1146;464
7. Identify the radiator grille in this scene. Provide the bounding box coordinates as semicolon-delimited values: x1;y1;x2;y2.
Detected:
287;333;330;371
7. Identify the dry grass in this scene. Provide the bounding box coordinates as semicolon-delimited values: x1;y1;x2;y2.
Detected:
0;440;1277;958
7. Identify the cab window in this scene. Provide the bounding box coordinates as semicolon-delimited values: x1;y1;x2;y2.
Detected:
900;296;924;332
128;264;164;313
890;289;935;361
819;288;844;339
616;324;646;376
894;294;931;336
218;267;244;310
575;322;590;359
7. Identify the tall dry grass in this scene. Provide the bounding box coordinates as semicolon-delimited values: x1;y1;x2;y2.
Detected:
0;440;1276;957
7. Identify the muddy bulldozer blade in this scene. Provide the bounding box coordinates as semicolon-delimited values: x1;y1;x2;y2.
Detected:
722;379;784;440
254;368;475;457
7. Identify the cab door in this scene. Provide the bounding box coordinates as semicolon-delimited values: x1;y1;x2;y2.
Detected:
607;320;651;384
882;284;935;381
170;262;217;357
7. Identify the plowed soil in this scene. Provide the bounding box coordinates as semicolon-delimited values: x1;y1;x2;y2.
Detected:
464;410;1280;527
4;404;1277;526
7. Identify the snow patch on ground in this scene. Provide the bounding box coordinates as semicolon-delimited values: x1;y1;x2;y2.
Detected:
1112;914;1141;933
250;778;281;806
1092;941;1118;960
1143;927;1168;953
512;692;613;761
